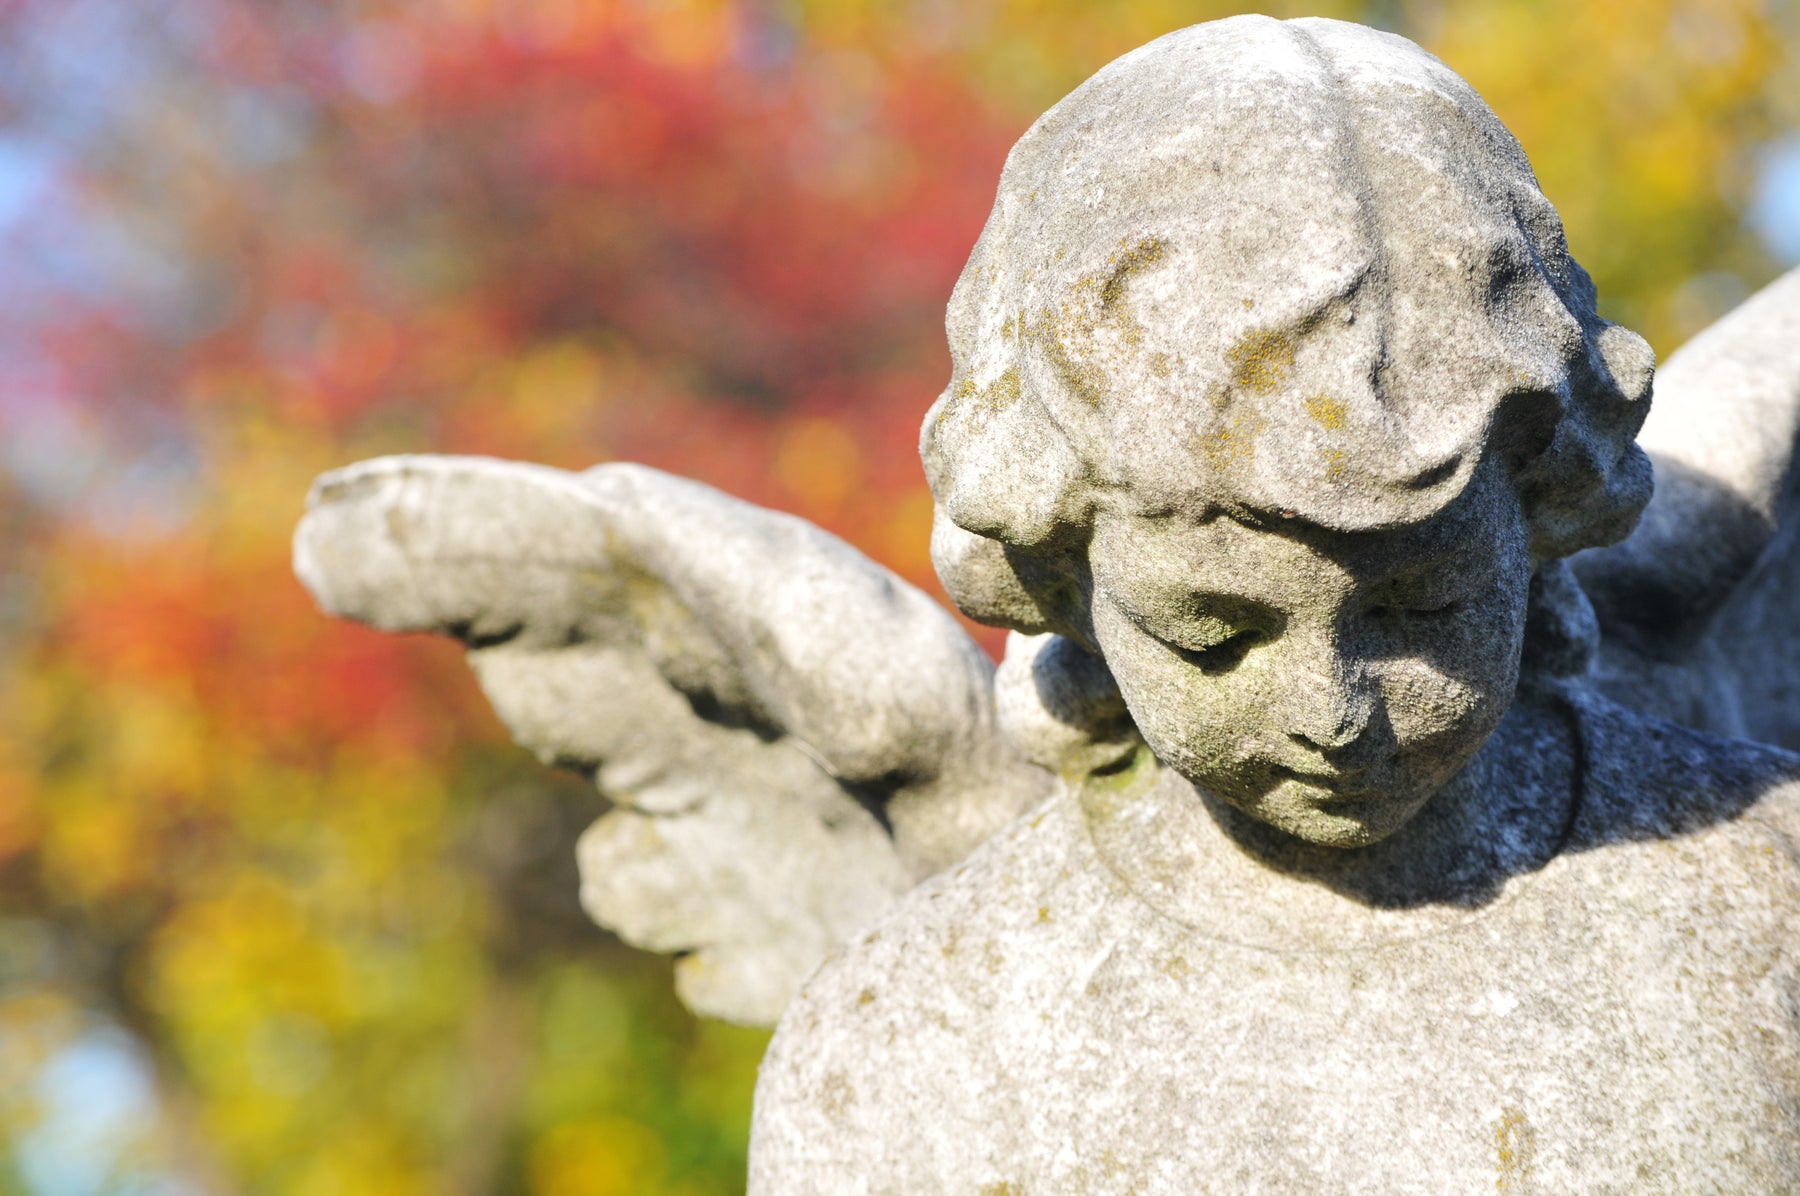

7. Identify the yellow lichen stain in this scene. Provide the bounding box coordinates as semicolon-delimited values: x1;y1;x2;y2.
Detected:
1196;413;1265;473
1242;297;1254;309
1228;329;1295;394
984;940;1006;975
1148;351;1172;378
941;925;962;959
1082;742;1151;790
980;1184;1025;1196
820;1071;855;1120
1322;447;1347;481
1075;745;1157;825
1494;1106;1537;1194
1036;906;1052;924
980;367;1023;412
1025;236;1167;405
1101;236;1165;307
999;315;1015;340
1304;392;1347;429
1159;953;1191;980
857;987;876;1007
1051;351;1108;410
955;377;977;399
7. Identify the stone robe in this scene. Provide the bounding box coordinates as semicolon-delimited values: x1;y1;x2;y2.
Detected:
750;690;1800;1194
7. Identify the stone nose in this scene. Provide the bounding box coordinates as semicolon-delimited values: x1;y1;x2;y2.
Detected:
1284;650;1378;758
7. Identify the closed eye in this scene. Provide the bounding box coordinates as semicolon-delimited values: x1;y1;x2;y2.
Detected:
1171;627;1264;673
1366;599;1462;620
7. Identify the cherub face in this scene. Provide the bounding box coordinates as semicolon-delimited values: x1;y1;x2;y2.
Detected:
1086;460;1534;848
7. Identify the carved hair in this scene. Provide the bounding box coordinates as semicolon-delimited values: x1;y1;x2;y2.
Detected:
922;16;1651;660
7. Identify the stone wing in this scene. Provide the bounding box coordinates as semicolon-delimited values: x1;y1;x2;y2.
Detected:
1576;265;1800;747
294;455;1046;1025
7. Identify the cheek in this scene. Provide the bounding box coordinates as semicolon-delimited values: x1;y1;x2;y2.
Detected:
1093;604;1277;772
1378;597;1526;749
1379;660;1499;748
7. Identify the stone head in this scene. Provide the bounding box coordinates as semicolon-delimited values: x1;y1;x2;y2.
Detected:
923;16;1655;846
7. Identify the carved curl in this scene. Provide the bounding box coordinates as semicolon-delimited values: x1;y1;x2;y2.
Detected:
921;16;1651;664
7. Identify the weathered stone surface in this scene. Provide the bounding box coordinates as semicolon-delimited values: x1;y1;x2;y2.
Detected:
752;679;1800;1193
919;12;1651;852
294;12;1800;1189
295;454;1046;1024
1577;265;1800;747
920;18;1652;569
749;15;1800;1191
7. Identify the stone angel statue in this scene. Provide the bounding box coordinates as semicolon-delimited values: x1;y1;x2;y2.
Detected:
298;16;1800;1192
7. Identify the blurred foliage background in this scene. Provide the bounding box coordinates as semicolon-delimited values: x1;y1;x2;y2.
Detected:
0;0;1795;1192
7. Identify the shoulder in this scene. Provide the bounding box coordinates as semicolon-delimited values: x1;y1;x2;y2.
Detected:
748;792;1119;1191
759;788;1104;1052
1562;689;1800;944
1568;684;1800;848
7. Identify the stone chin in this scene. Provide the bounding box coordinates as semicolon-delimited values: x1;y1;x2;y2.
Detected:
1235;777;1445;849
1137;709;1504;850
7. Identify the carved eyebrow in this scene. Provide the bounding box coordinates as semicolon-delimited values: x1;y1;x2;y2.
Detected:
1368;544;1498;596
